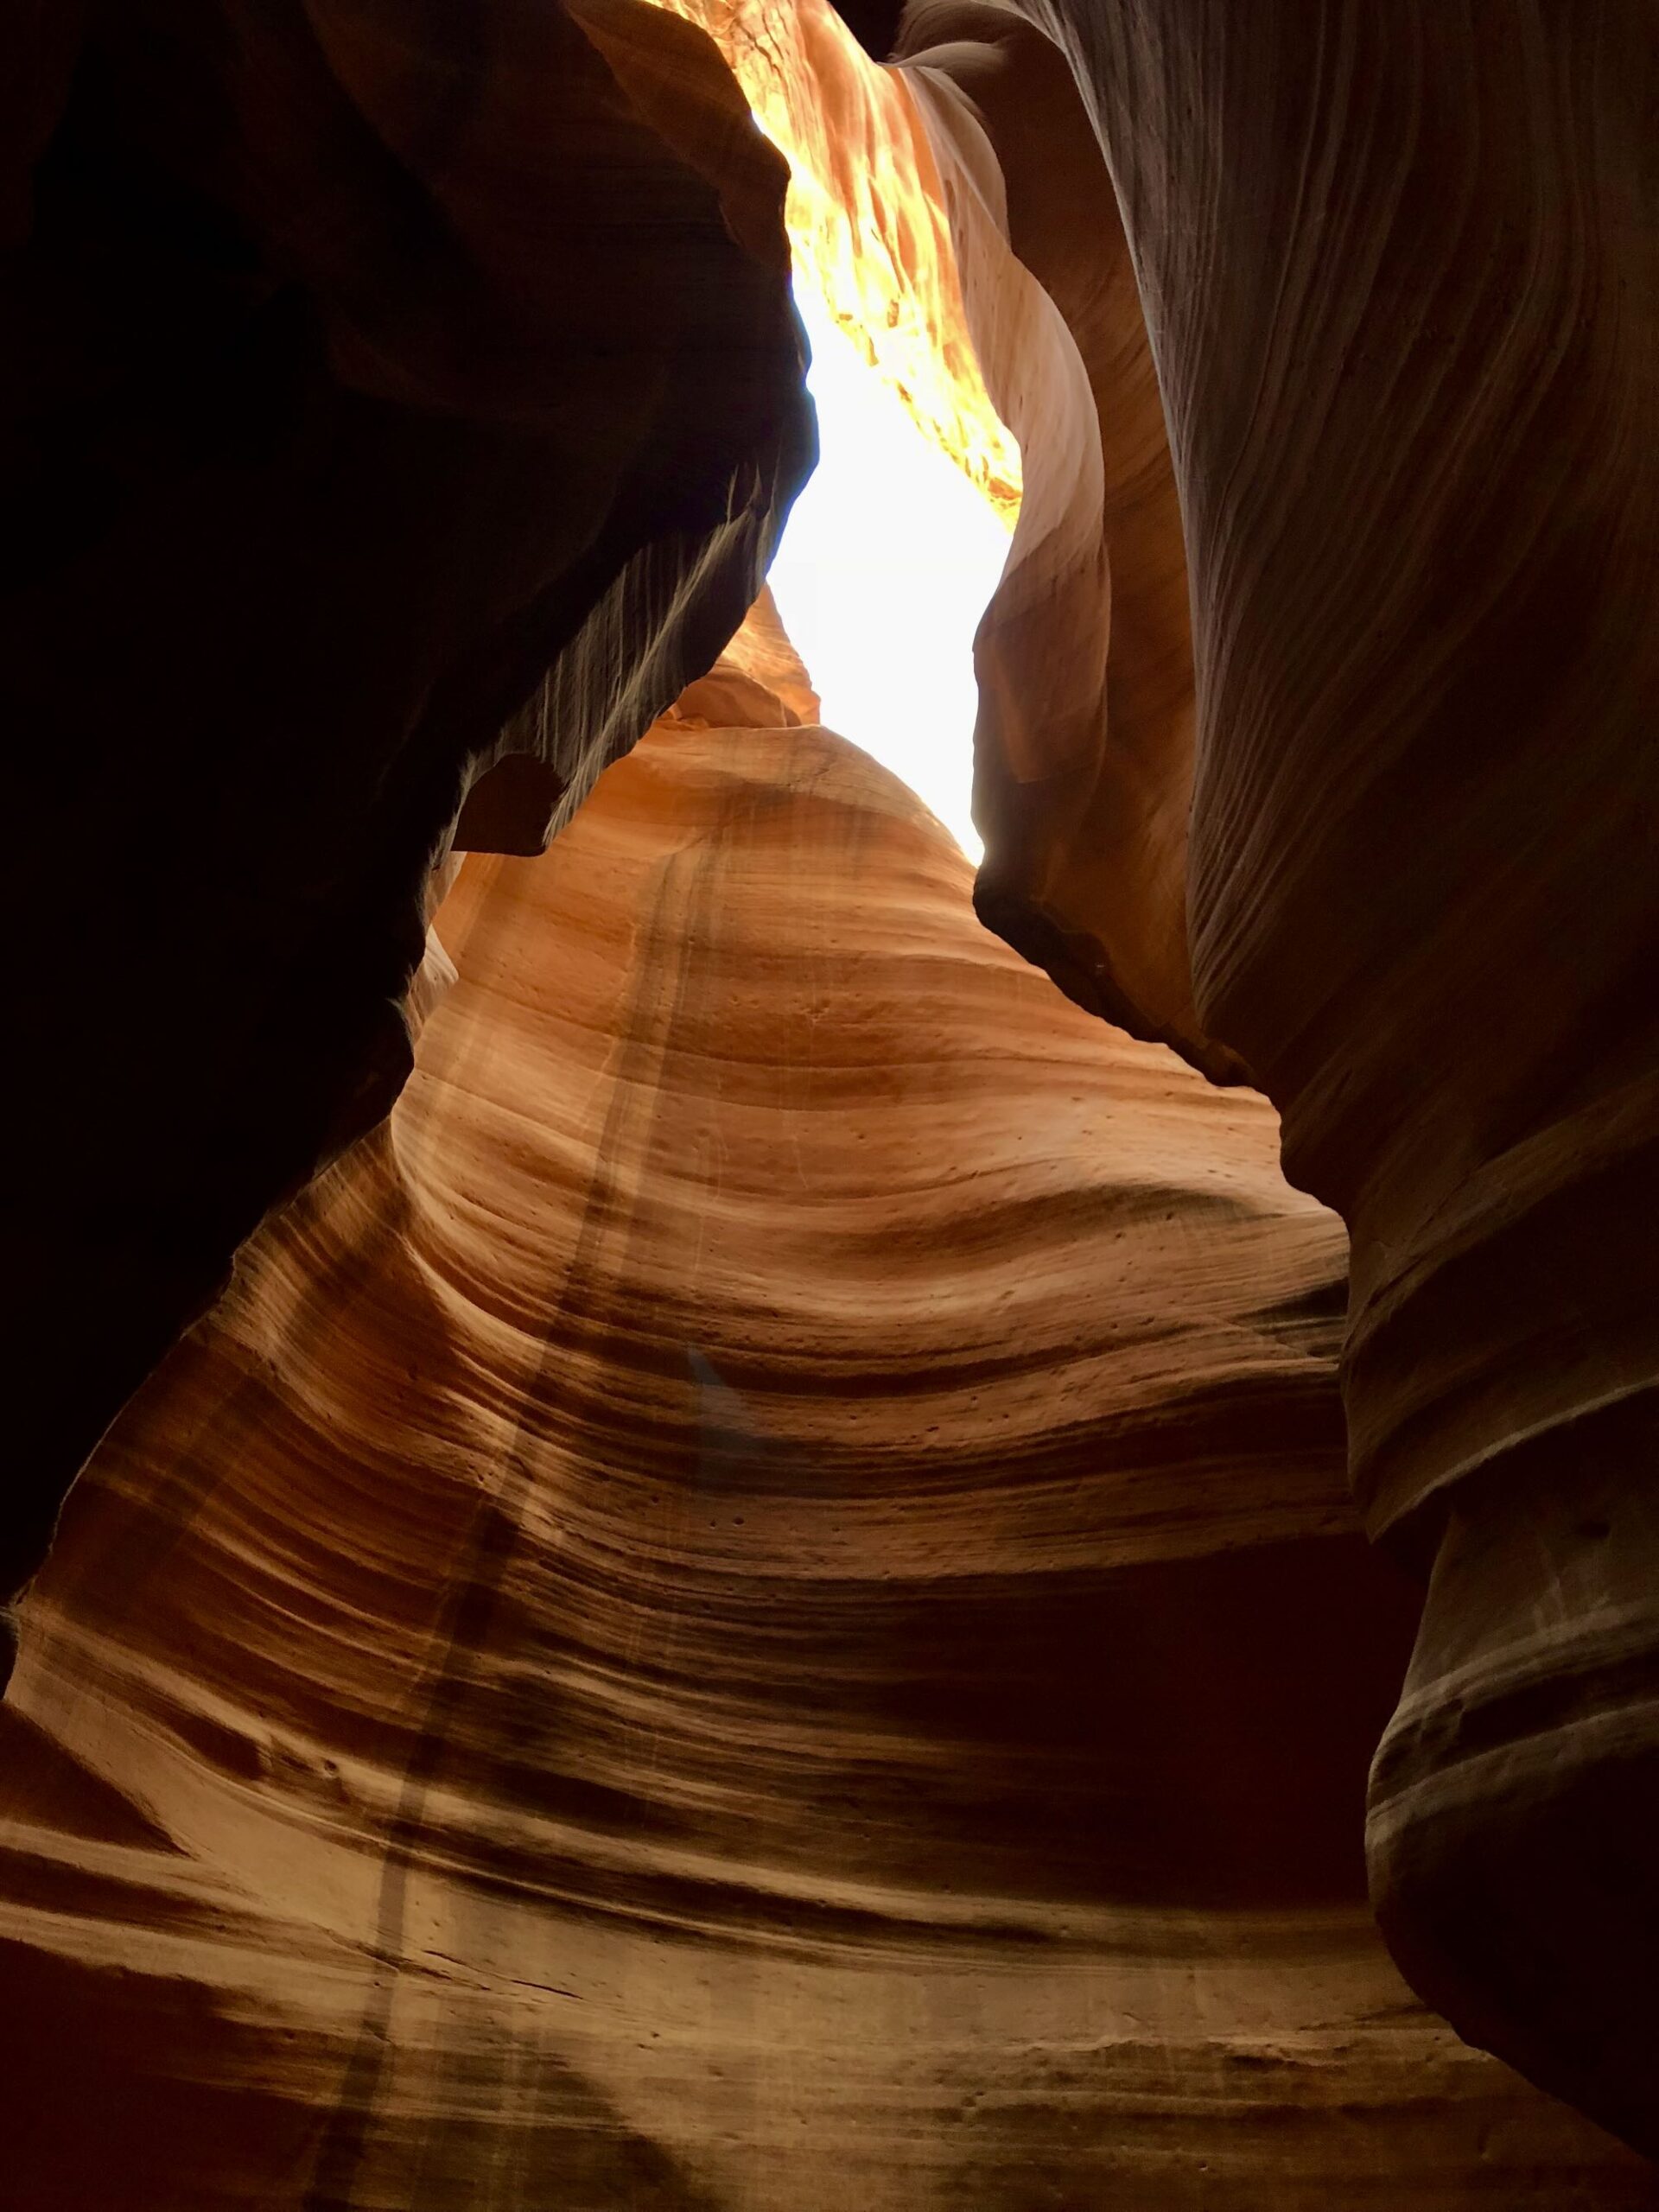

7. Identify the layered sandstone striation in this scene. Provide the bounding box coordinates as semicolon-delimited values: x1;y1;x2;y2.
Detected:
658;0;1020;519
0;0;811;1649
2;633;1650;2206
903;0;1659;2146
4;0;1655;2176
897;0;1234;1079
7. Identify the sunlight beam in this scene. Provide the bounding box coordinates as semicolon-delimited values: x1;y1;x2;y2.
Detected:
767;283;1012;861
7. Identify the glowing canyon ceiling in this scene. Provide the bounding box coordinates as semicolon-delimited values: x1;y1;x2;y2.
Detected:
0;0;1655;2204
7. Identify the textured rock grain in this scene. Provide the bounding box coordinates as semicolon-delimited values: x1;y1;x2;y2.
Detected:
897;0;1235;1079
2;642;1649;2206
926;0;1659;2145
0;0;811;1638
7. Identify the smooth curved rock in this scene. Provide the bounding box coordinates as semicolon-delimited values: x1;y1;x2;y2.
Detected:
931;0;1659;2147
4;633;1646;2203
0;0;812;1637
660;0;1020;519
897;0;1238;1081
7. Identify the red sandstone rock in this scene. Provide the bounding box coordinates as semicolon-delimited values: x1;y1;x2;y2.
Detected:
897;0;1240;1081
918;0;1659;2148
1;635;1649;2205
0;0;812;1644
4;0;1656;2177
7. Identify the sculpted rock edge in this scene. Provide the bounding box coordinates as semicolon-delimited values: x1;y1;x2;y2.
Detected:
904;0;1658;2151
2;638;1648;2204
0;0;814;1653
3;0;1654;2181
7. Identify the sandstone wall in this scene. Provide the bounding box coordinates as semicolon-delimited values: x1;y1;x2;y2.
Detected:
2;652;1648;2204
0;0;811;1648
900;0;1659;2144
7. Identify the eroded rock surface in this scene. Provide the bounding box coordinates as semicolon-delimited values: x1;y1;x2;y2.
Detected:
898;0;1236;1080
911;0;1659;2145
6;0;1656;2175
2;638;1649;2206
0;0;811;1643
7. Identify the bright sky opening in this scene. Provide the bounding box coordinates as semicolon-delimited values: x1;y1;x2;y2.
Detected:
766;283;1014;863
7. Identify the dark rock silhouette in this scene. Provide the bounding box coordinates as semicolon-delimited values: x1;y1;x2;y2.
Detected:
0;0;812;1649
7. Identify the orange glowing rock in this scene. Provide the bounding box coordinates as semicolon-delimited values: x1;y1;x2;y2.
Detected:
652;0;1020;521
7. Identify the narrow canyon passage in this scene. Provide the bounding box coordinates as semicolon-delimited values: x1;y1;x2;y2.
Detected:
2;0;1655;2202
3;612;1648;2205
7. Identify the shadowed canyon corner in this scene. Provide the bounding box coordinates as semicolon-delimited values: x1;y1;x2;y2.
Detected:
1;3;1656;2207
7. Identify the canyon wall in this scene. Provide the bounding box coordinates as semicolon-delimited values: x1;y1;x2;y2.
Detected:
899;0;1235;1081
3;641;1650;2206
897;0;1659;2149
4;0;1655;2178
0;0;811;1657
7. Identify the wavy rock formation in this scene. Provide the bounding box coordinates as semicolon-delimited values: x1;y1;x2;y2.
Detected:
7;0;1655;2176
658;0;1019;518
3;631;1650;2207
897;0;1235;1080
0;0;811;1655
911;0;1659;2147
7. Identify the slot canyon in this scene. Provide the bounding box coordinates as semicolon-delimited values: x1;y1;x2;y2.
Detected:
1;2;1655;2205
